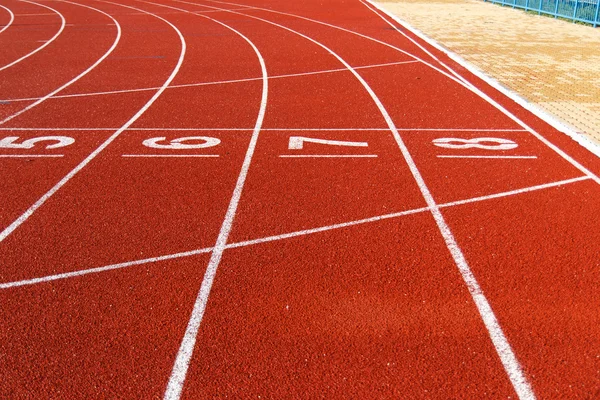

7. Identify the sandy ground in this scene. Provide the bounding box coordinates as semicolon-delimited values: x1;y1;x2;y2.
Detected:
376;0;600;145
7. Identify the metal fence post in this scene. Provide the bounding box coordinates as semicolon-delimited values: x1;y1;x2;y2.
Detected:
525;0;530;11
554;0;560;17
595;0;600;27
572;0;578;21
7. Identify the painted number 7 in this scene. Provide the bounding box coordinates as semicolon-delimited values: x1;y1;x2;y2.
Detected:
288;136;368;150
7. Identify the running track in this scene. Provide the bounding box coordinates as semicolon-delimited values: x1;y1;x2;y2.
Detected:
1;0;599;398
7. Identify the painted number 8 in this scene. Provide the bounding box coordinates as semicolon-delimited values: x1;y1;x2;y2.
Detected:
432;137;518;150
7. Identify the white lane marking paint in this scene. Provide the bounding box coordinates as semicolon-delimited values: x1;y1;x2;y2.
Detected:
279;154;377;158
1;175;588;291
288;136;368;150
0;2;184;243
14;12;56;16
183;6;255;14
226;208;429;249
121;154;219;158
201;0;485;102
139;2;269;398
439;176;589;209
0;135;74;149
0;0;121;125
0;60;418;102
143;136;220;149
0;154;63;158
432;137;518;150
0;5;15;34
0;0;65;72
192;5;537;398
0;246;213;289
363;0;600;184
92;7;272;16
207;0;598;174
322;12;538;398
438;155;537;159
0;127;529;132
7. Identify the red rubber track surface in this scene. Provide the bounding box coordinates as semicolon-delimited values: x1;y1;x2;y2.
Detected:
0;0;599;398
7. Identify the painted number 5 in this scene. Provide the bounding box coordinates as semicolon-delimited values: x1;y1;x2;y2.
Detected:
143;136;221;149
0;136;75;149
432;137;518;150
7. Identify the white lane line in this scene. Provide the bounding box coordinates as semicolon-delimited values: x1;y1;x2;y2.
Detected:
0;5;15;34
122;154;219;158
0;154;63;157
363;0;600;185
191;5;536;398
14;12;56;16
138;2;268;398
202;0;490;106
0;127;529;131
0;0;65;72
207;0;598;177
0;60;418;102
279;154;378;158
306;10;538;397
0;247;213;289
0;2;184;243
437;155;538;159
439;176;589;209
0;0;121;125
0;175;588;291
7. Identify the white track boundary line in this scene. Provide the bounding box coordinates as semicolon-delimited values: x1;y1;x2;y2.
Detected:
0;0;65;72
15;12;56;16
0;1;185;243
0;176;588;291
187;4;536;398
279;154;377;158
0;0;121;126
0;127;528;131
363;0;600;180
203;0;501;108
206;0;599;182
122;154;219;158
117;6;252;16
0;60;418;102
0;4;15;34
0;247;213;289
138;2;269;398
438;155;537;159
0;154;63;157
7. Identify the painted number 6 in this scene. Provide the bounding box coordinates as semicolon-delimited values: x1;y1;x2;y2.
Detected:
432;137;518;150
142;136;220;149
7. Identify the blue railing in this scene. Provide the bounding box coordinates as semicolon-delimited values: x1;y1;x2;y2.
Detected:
483;0;600;26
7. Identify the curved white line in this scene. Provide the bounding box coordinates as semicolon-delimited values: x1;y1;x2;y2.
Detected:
168;3;537;398
0;0;121;125
198;0;471;89
0;2;185;242
0;0;65;71
204;0;600;185
0;4;15;35
362;0;600;184
133;2;269;398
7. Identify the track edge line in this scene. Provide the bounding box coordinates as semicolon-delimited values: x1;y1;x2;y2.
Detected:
365;0;600;159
